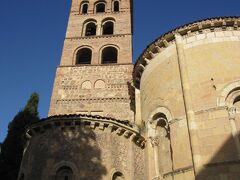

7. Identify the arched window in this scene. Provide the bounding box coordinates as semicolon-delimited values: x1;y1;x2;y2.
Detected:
101;47;118;64
85;22;97;36
151;112;172;175
96;2;106;13
113;1;120;12
112;171;124;180
153;113;168;129
102;21;114;35
76;48;92;64
81;3;89;14
56;166;73;180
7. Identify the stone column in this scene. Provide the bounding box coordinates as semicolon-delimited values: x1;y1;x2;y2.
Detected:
97;23;102;36
150;137;164;180
175;34;197;176
135;88;142;126
228;107;240;159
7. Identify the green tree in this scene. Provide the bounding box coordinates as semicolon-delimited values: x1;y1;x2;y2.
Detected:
0;93;40;180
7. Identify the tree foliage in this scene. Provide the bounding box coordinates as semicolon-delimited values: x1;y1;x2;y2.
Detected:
0;93;40;180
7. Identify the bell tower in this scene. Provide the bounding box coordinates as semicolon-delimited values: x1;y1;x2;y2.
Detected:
49;0;134;121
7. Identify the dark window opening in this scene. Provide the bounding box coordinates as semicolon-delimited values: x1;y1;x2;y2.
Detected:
82;4;88;14
85;22;96;36
20;174;24;180
113;1;120;12
112;171;124;180
102;47;118;64
96;3;105;13
153;113;168;128
103;21;114;35
234;96;240;109
56;166;73;180
76;48;92;64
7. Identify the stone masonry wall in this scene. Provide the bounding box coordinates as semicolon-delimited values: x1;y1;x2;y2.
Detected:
49;64;134;122
19;125;145;180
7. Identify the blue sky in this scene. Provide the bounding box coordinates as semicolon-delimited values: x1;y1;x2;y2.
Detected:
0;0;239;142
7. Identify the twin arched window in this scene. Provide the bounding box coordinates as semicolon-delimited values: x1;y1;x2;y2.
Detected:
76;46;118;65
84;19;114;36
80;1;120;14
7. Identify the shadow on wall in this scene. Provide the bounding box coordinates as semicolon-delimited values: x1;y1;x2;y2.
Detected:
127;81;135;112
196;133;240;180
21;126;107;180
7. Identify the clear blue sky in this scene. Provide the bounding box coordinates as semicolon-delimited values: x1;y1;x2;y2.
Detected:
0;0;239;142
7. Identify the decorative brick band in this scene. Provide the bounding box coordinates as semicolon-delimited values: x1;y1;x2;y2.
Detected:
65;34;131;41
56;97;131;104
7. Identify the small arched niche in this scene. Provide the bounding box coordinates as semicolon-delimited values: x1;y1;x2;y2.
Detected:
94;80;105;89
56;166;73;180
112;171;125;180
81;80;92;89
101;46;118;64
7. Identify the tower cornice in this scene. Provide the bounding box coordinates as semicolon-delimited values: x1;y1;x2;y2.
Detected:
133;16;240;89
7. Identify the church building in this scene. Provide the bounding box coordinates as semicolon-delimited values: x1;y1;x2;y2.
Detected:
18;0;240;179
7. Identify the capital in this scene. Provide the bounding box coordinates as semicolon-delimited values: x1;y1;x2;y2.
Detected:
228;107;237;120
150;137;160;147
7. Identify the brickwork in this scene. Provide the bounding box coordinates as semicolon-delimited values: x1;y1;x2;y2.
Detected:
49;64;134;121
49;0;134;122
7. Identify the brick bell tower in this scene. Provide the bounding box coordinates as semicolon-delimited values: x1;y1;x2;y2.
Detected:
49;0;134;121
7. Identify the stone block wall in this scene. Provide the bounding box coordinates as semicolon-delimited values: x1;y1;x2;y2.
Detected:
134;21;240;179
19;122;146;180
